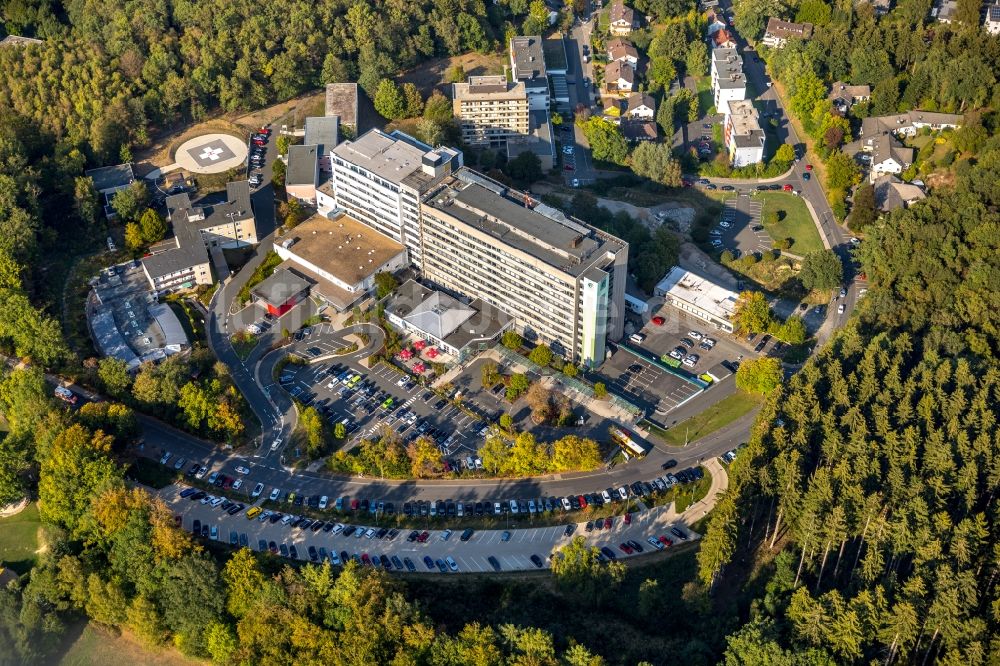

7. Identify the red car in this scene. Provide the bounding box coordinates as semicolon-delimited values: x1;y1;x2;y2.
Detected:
603;517;613;529
652;315;665;326
417;531;430;543
658;535;673;547
361;554;371;566
259;127;271;135
221;476;233;489
350;499;359;511
253;138;266;146
619;543;633;554
805;164;813;171
564;164;575;171
577;495;587;508
783;184;793;192
624;512;632;525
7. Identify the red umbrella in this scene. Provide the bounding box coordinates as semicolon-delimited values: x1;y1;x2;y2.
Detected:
426;347;438;358
413;340;427;351
413;362;426;373
399;349;412;360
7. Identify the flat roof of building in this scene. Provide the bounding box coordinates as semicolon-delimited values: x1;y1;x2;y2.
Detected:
304;116;339;152
324;82;359;125
454;76;527;100
141;235;209;280
657;266;738;321
286;144;318;186
542;36;568;71
250;267;314;306
510;35;547;80
507;110;554;161
332;128;428;185
424;168;626;277
727;100;764;147
278;213;406;286
85;163;135;193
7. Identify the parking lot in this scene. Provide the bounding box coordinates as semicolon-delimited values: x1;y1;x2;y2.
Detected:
711;194;768;257
162;484;699;573
275;332;486;462
598;350;703;417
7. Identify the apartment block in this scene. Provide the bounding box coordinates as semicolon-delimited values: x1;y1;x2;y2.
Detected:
452;76;530;147
329;129;462;267
711;47;746;115
725;100;765;167
509;36;549;111
418;169;628;366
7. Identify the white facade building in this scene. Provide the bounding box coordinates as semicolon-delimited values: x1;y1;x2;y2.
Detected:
654;267;738;333
711;47;746;115
725;100;765;167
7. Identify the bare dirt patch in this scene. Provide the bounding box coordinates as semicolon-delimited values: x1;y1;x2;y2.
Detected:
397;52;506;97
133;118;247;177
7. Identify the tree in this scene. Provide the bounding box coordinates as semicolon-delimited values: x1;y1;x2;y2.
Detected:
271;159;286;187
299;406;325;457
507;431;549;475
629;142;682;187
506;373;531;401
221;549;271;619
527;343;553;367
110;181;148;223
846;183;877;231
73;176;100;226
825;150;861;191
656;94;676;135
593;382;608;399
481;360;499;388
774;143;795;164
770;315;807;344
374;271;398;298
685;41;708;77
138;208;166;244
551;536;626;601
374;78;406;120
0;434;28;506
506;152;543;184
501;330;523;350
402;82;424;117
735;356;783;395
334;421;347;439
479;435;510;475
553;435;602;471
124;222;144;252
276;135;291;155
579;117;629;165
424;92;453;123
525;383;553;423
97;357;132;398
732;291;773;334
799;250;843;291
499;413;514;432
415;119;444;147
407;437;444;477
445;65;466;83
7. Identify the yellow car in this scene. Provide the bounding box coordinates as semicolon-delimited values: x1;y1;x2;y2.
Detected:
246;506;262;520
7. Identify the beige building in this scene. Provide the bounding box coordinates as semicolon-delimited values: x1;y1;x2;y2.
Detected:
419;169;628;365
452;76;530;147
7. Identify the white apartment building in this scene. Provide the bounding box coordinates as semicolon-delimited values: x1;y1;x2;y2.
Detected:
654;266;738;333
711;47;746;115
328;129;462;268
725;100;765;167
510;36;549;111
418;169;628;366
452;76;530;147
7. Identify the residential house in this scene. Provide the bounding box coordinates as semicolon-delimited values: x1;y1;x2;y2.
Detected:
510;36;549;111
609;0;637;35
712;29;737;48
705;11;727;34
986;2;1000;33
626;92;655;119
868;135;914;182
932;0;957;22
725;100;765;167
285;144;319;204
861;111;963;138
761;17;813;48
873;174;926;212
84;163;136;219
621;120;658;142
607;38;639;66
604;60;635;93
452;75;530;147
864;0;892;16
711;47;746;115
829;82;872;114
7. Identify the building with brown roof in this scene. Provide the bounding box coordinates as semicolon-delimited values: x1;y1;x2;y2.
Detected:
609;0;637;35
762;17;813;48
606;38;639;65
604;60;635;93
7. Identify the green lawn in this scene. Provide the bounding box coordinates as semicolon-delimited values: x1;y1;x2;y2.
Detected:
0;502;44;575
656;392;762;445
695;75;713;115
128;458;178;489
59;623;198;666
754;191;825;255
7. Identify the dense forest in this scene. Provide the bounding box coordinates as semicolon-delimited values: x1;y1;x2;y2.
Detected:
696;132;1000;663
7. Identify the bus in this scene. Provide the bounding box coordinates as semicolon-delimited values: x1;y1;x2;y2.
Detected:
660;355;682;368
609;425;649;459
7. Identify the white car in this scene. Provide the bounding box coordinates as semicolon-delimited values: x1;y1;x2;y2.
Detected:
441;529;453;541
235;465;250;475
251;483;265;498
561;497;572;511
838;304;846;314
668;349;683;360
719;221;731;228
270;438;282;451
232;479;244;490
258;510;271;522
281;514;294;525
446;556;458;571
648;536;665;551
571;178;580;187
200;494;214;505
210;496;224;507
195;466;208;479
269;488;281;501
332;523;345;534
687;331;703;340
618;486;628;500
318;495;329;509
365;528;376;538
602;490;613;503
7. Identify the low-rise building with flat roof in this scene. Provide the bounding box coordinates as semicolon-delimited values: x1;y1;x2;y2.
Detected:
725;100;765;167
384;279;514;361
510;36;549;110
324;82;359;128
304;116;340;176
453;76;530;147
286;144;319;204
250;267;313;317
85;163;136;218
654;266;738;333
273;212;408;311
506;110;555;170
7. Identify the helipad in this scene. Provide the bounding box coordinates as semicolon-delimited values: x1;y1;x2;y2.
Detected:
174;133;248;174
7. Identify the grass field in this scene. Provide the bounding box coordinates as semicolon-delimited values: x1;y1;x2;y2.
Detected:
59;624;198;666
656;392;761;445
0;502;45;575
755;191;824;255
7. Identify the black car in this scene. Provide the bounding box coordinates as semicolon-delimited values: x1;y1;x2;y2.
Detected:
187;463;200;476
661;459;678;470
343;525;356;536
391;555;404;570
322;522;335;533
269;541;278;554
201;524;209;538
308;546;318;561
692;466;705;480
387;529;399;540
475;502;484;515
379;554;391;569
341;551;350;564
434;399;447;410
460;528;474;542
403;503;413;516
375;527;388;539
258;539;267;551
191;490;207;501
488;556;501;571
407;530;419;542
298;519;312;530
670;527;689;541
269;512;283;524
564;523;577;537
404;557;416;572
530;554;544;568
192;519;201;535
627;540;644;553
600;546;617;560
228;503;244;515
289;545;299;559
293;495;304;506
311;520;325;532
279;543;289;557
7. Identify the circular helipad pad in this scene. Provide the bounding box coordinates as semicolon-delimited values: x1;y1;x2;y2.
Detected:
174;133;248;174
